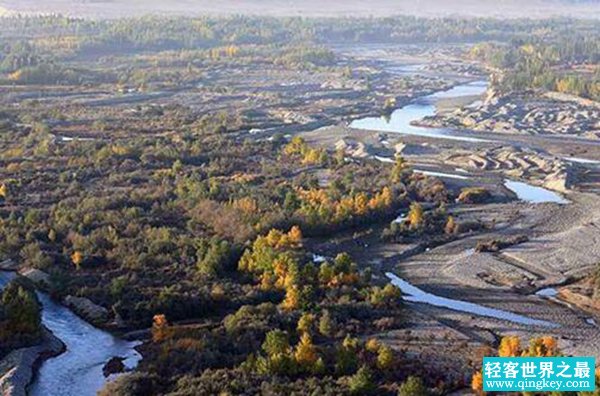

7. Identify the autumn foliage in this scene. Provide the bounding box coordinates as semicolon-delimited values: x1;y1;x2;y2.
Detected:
152;314;171;342
473;335;561;394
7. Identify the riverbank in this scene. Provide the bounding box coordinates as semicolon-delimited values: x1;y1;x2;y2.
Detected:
297;44;600;386
0;270;142;396
0;272;65;396
0;328;65;396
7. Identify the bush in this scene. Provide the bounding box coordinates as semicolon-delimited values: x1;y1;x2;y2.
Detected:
348;365;376;395
457;187;492;204
475;235;529;253
398;376;428;396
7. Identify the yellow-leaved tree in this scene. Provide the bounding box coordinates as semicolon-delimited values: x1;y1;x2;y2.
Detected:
71;251;83;270
152;314;170;342
294;333;318;366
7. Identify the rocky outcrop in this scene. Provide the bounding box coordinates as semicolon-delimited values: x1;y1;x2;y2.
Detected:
0;329;64;396
64;295;109;325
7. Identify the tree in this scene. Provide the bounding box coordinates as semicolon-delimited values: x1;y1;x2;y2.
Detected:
318;262;334;285
471;372;483;395
349;365;375;395
319;309;335;337
365;338;380;352
294;333;318;366
0;281;41;346
197;239;235;277
262;329;290;357
525;336;559;357
287;225;303;247
391;156;411;183
398;376;428;396
151;314;170;342
445;216;456;234
71;251;83;270
498;335;521;357
297;312;315;334
0;183;7;200
407;202;424;229
335;337;358;375
376;344;394;370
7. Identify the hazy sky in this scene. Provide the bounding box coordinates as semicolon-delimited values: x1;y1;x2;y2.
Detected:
1;0;599;19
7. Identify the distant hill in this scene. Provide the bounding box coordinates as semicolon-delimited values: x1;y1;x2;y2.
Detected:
0;0;598;19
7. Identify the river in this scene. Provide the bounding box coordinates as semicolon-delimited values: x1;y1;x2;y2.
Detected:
354;75;571;204
350;80;492;143
386;272;558;328
0;271;141;396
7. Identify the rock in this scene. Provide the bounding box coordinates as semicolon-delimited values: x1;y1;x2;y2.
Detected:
64;295;109;324
19;268;50;287
102;357;126;377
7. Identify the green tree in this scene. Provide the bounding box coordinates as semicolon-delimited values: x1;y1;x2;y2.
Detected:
319;309;335;337
390;156;411;183
262;329;290;357
349;365;375;395
0;281;41;348
297;312;315;334
398;376;428;396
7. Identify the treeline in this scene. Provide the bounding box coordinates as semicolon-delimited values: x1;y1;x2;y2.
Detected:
471;35;600;100
1;15;598;69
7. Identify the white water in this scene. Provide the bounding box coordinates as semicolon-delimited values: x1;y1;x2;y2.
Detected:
0;272;141;396
504;180;569;204
386;272;558;328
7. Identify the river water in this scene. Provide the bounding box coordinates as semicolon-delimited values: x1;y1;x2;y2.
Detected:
504;180;569;204
386;272;558;328
354;75;571;204
350;80;491;143
0;271;141;396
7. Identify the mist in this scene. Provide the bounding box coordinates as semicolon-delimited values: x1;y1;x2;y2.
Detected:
1;0;599;19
